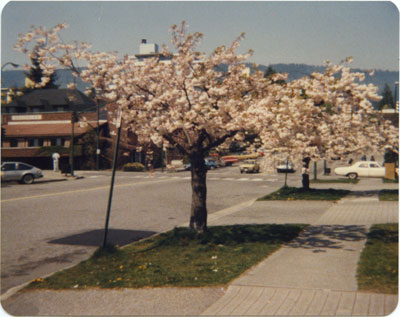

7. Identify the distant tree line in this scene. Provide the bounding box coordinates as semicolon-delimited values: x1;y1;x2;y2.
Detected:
378;83;396;110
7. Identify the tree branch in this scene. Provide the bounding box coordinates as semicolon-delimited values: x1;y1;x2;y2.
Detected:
162;133;188;156
204;130;241;153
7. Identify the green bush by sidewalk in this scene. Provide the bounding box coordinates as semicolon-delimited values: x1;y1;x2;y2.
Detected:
123;162;145;172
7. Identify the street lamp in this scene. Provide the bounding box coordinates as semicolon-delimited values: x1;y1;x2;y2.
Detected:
1;62;19;71
91;88;101;170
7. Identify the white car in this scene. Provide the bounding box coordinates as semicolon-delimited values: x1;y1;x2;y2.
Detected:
276;161;296;173
334;161;385;179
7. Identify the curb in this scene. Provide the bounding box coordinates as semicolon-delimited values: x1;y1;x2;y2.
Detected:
1;260;80;302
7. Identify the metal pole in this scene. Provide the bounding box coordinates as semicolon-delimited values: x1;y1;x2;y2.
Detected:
96;99;100;170
70;112;75;177
102;110;122;249
284;159;288;187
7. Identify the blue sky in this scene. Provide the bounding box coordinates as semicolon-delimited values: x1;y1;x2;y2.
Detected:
1;1;399;71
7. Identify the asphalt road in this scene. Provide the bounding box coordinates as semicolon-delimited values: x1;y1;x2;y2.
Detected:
1;166;301;294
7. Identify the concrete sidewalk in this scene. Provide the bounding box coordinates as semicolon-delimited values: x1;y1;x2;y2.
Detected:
38;170;84;182
203;181;399;316
2;179;398;316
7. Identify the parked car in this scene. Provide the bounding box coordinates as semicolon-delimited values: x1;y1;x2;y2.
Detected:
184;158;219;171
167;160;186;172
1;162;43;184
205;158;218;170
239;159;260;173
276;161;296;173
334;161;385;179
208;154;226;167
221;156;239;166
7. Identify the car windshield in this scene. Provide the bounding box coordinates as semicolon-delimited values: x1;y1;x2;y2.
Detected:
244;160;255;164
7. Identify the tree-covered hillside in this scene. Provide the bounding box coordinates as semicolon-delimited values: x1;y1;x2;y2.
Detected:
2;64;398;102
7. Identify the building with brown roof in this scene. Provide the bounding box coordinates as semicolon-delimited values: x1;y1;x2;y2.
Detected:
1;89;107;169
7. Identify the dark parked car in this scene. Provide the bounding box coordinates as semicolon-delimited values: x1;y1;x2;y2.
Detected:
1;162;43;184
184;158;219;171
205;159;218;170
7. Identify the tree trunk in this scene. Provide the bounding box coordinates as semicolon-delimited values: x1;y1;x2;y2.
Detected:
189;151;208;231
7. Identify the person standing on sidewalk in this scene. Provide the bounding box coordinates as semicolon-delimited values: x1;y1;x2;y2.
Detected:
52;152;60;172
146;149;154;177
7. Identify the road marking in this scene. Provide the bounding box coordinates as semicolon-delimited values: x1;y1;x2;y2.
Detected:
1;178;178;203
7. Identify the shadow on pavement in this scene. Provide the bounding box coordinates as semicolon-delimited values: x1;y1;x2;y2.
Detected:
287;225;367;250
33;179;67;185
48;229;157;247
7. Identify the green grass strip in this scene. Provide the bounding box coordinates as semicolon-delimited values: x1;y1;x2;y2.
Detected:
357;224;398;294
258;186;350;201
379;189;399;201
382;178;399;184
311;179;359;184
26;224;307;290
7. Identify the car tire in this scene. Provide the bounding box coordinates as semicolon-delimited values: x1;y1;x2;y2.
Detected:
21;174;34;184
348;173;358;180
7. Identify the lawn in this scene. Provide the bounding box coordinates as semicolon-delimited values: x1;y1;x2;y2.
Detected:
357;224;398;294
382;178;399;184
258;186;350;201
27;224;307;290
379;189;399;201
311;178;359;184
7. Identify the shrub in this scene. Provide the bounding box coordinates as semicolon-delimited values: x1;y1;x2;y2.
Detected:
123;162;145;172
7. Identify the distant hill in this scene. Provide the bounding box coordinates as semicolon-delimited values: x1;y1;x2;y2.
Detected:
2;63;398;97
1;69;90;92
252;63;399;95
